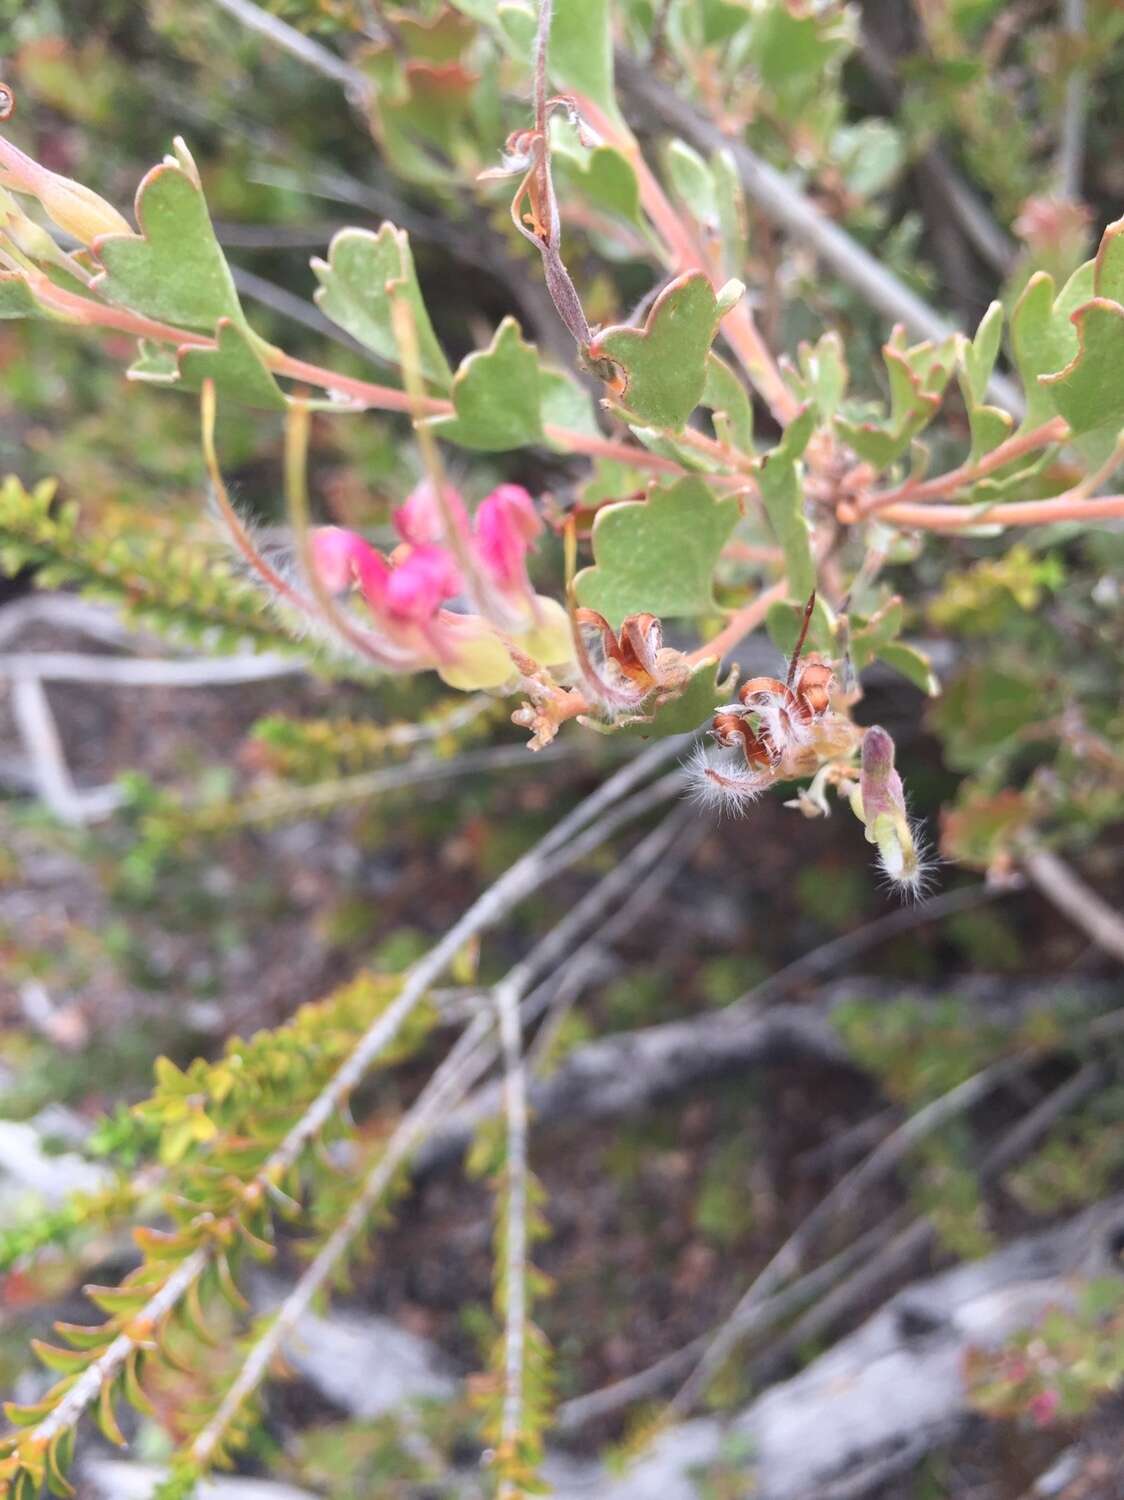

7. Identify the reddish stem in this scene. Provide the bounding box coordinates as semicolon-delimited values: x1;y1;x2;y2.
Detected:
872;493;1124;530
853;417;1070;517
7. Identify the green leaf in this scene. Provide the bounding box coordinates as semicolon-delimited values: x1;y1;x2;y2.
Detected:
702;353;754;452
0;273;49;319
957;301;1013;462
757;405;817;599
1009;263;1093;428
177;319;286;410
429;317;542;450
574;476;738;629
664;140;717;227
552;135;642;226
92;145;245;333
618;659;728;739
783;331;848;423
540;367;601;441
311;224;452;391
1093;216;1124;301
550;0;618;119
593;272;721;430
877;641;939;696
711;148;747;278
1039;298;1124;436
835;327;956;468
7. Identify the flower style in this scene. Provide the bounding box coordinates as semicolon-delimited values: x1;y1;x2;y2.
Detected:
309;479;572;692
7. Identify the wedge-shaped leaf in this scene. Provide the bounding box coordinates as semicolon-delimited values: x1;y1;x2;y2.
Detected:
835;326;956;468
428;316;542;450
178;319;287;410
574;476;738;629
1039;298;1124;436
592;272;721;430
550;0;619;119
782;331;848;423
618;659;728;739
664;140;717;228
311;224;451;390
702;353;754;453
1009;262;1093;428
92;142;245;333
757;405;817;599
957;301;1013;462
552;135;642;226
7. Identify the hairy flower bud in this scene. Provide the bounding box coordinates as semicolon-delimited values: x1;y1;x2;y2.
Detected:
852;725;930;898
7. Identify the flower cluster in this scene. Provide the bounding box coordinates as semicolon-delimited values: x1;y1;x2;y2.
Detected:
309;479;573;692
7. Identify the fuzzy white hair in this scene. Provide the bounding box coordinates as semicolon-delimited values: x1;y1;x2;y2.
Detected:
683;743;772;818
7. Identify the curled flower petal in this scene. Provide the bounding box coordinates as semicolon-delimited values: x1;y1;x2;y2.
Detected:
394;478;469;548
473;483;541;593
310;526;385;594
384;544;462;622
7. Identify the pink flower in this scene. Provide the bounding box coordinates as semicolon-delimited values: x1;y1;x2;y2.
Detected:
384;544;462;622
394;479;469;548
310;526;383;594
473;483;541;593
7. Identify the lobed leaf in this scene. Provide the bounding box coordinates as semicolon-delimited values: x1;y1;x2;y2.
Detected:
312;224;452;391
92;142;245;334
573;476;738;628
429;316;543;450
592;272;723;430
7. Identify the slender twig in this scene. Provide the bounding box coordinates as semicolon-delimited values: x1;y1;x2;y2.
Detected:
555;1222;887;1432
23;738;684;1451
667;1053;1025;1415
0;651;302;686
853;417;1070;517
493;975;531;1494
870;492;1124;532
1056;0;1087;201
723;880;1017;1018
1023;847;1124;964
8;676;123;824
210;0;369;100
750;1061;1113;1386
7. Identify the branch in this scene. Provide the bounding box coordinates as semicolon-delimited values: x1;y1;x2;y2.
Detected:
852;417;1070;517
21;737;685;1451
612;50;1027;420
1022;846;1124;964
1056;0;1088;201
189;1015;495;1468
